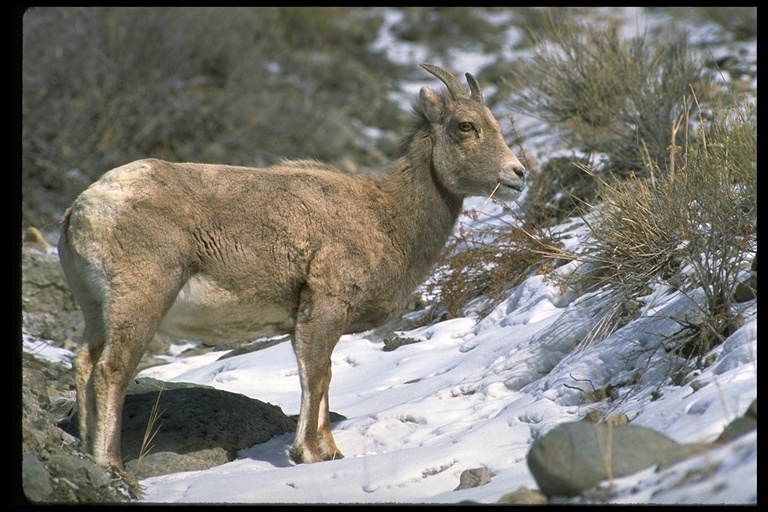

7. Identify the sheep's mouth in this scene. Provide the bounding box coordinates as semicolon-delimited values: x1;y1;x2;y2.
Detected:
500;181;525;193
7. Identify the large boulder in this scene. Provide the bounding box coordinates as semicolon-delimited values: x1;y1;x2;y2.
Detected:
527;421;708;498
59;377;298;480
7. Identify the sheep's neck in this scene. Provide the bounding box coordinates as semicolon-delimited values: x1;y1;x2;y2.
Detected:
372;141;464;283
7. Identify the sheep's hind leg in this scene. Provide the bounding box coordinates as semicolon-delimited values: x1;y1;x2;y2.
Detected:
86;297;164;469
82;267;185;470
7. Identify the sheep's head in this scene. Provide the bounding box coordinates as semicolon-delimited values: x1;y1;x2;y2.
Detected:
419;63;526;200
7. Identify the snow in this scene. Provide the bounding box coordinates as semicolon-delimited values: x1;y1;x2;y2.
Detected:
23;336;73;369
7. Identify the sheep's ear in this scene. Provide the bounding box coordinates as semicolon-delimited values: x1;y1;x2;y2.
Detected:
419;87;444;123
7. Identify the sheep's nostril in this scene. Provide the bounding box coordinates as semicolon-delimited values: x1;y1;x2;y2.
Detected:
513;165;526;179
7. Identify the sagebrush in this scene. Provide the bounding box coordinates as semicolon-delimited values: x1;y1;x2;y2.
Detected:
563;95;756;358
507;17;709;179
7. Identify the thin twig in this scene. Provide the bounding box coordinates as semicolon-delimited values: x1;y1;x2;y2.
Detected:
479;182;501;213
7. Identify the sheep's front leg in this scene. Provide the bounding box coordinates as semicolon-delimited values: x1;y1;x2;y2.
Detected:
289;293;347;464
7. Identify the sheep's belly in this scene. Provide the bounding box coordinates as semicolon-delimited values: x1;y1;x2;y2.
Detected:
157;275;295;345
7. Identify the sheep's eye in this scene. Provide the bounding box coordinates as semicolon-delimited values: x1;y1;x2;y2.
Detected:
458;122;474;132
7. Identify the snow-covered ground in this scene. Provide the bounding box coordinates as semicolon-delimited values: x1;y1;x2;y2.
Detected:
27;193;756;504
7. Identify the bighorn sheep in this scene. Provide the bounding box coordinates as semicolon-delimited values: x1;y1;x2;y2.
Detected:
58;63;526;470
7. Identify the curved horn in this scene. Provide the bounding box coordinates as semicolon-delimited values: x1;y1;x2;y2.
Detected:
420;63;469;101
465;72;484;105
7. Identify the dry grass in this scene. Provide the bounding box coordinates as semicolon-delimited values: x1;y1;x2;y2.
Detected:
135;388;164;473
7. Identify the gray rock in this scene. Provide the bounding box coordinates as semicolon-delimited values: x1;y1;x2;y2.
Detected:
22;452;53;502
733;254;756;302
715;398;757;444
48;453;113;490
21;247;82;346
454;467;491;490
383;332;423;352
527;421;708;498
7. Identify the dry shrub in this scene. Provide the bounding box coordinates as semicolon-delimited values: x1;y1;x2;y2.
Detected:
522;156;597;227
506;16;710;179
425;204;563;319
562;94;756;359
